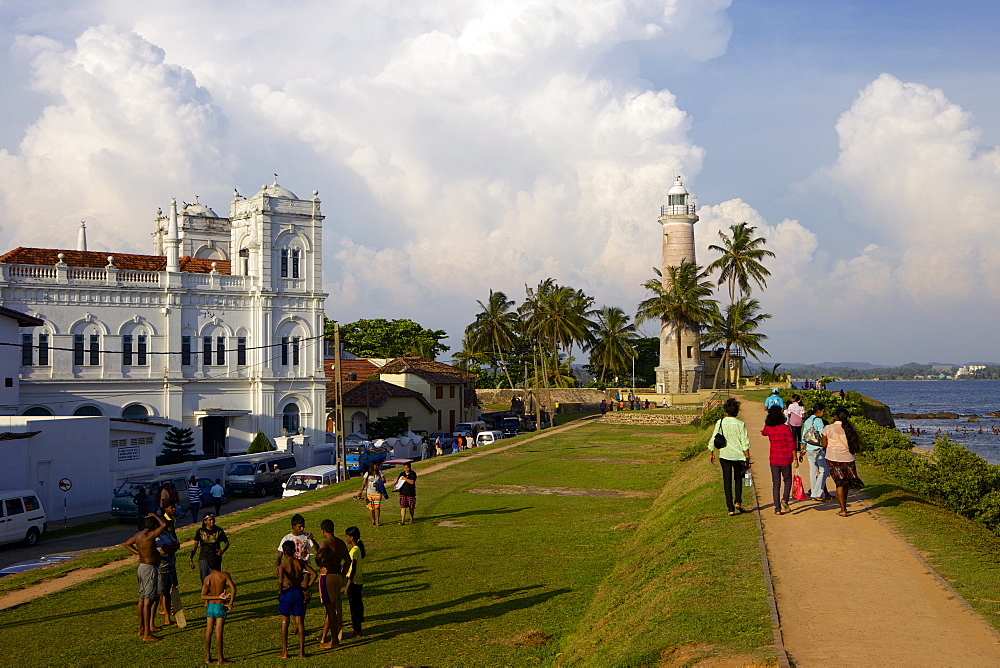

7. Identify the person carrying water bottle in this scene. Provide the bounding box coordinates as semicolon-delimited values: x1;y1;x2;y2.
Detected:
708;397;752;516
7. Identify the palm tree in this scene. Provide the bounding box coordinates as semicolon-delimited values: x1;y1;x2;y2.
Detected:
467;290;518;388
706;222;775;304
588;306;639;384
521;280;593;389
701;297;771;390
636;261;717;393
451;330;484;373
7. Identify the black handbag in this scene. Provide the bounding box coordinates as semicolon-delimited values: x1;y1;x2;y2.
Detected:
713;419;726;450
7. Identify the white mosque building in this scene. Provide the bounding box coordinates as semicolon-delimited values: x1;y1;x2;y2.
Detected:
0;178;328;456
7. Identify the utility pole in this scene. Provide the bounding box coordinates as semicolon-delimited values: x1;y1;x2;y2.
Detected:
333;324;346;481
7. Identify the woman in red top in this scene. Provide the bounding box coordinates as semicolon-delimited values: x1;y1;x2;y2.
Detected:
761;405;798;514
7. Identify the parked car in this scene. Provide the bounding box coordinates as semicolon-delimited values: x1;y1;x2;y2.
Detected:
282;465;341;498
226;454;298;496
453;421;488;438
111;475;190;519
476;430;505;447
0;490;46;547
345;440;390;476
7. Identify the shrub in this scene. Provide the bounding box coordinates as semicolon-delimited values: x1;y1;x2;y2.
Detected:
694;405;726;429
246;430;276;454
160;426;196;463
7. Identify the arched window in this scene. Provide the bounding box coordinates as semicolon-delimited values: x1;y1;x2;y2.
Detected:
282;403;300;434
73;405;104;417
122;404;150;421
23;406;53;416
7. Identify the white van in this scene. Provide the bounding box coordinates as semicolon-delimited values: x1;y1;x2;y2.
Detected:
476;430;504;447
453;421;488;438
282;465;341;498
227;454;299;496
0;490;47;547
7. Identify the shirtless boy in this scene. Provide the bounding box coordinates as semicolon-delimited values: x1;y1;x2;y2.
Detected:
314;519;351;648
276;540;316;659
123;513;169;641
200;552;236;665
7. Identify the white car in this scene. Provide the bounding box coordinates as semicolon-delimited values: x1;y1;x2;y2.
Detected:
0;490;47;547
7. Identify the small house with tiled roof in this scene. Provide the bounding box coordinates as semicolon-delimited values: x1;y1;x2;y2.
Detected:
0;178;329;457
376;357;477;433
327;379;437;435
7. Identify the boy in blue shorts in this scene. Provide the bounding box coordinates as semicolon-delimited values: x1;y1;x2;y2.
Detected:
277;540;316;658
200;552;236;665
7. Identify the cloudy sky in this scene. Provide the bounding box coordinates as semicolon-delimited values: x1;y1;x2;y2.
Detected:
0;0;997;366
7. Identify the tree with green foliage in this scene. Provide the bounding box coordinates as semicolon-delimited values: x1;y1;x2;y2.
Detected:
636;261;717;394
701;297;771;389
521;279;594;389
367;415;409;439
329;318;450;359
160;426;196;463
466;290;519;388
587;306;638;384
706;222;776;305
246;430;276;454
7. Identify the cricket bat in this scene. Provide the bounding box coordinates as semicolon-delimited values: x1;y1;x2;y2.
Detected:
170;586;187;628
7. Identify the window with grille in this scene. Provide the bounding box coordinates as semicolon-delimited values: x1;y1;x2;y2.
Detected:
237;337;247;366
216;336;225;366
89;334;100;365
280;248;288;277
281;337;289;365
74;334;84;365
122;335;133;366
292;249;300;278
292;336;300;365
137;335;147;366
21;333;32;366
181;336;192;366
203;336;212;365
38;334;49;366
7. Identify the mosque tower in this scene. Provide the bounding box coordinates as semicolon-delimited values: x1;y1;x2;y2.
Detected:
654;176;702;394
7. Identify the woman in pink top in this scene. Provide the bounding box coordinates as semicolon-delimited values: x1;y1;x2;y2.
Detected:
822;408;864;516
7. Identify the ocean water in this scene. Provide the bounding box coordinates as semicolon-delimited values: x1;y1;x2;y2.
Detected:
824;380;1000;464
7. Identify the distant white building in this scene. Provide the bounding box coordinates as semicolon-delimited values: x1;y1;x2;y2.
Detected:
955;365;986;378
0;178;328;455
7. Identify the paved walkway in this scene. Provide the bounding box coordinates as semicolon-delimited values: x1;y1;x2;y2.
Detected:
743;400;1000;666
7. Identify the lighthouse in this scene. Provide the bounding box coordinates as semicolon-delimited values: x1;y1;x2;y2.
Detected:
654;176;702;394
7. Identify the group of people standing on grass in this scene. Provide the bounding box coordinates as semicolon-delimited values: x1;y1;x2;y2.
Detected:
123;461;421;661
709;394;865;518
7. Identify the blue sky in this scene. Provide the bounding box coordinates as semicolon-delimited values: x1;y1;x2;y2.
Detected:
0;1;998;366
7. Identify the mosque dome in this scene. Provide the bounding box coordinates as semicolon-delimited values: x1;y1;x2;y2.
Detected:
255;175;298;200
181;196;218;217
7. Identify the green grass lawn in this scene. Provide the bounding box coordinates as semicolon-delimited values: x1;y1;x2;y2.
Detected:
0;422;773;666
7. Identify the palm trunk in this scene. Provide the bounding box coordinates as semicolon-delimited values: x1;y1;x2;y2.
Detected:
712;347;725;390
494;343;515;389
675;320;684;394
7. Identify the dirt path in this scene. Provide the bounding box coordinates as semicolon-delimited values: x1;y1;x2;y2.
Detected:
0;419;592;612
744;401;1000;666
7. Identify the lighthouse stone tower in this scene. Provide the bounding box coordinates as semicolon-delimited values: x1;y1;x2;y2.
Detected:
654;177;702;394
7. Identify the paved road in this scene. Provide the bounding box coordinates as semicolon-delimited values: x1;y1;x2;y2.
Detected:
0;492;284;571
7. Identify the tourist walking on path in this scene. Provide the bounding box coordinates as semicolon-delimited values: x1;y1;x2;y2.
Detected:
801;403;831;502
784;394;806;445
822;408;865;516
358;463;385;527
764;388;784;410
761;405;797;514
343;526;366;639
709;397;751;516
190;514;230;582
396;461;417;525
187;476;202;524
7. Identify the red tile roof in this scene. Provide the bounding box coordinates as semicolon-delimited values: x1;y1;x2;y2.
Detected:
327;379;436;414
0;247;231;274
377;357;472;385
323;358;381;382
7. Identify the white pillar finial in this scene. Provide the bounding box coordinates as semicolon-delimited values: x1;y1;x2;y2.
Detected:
165;198;180;271
77;221;88;251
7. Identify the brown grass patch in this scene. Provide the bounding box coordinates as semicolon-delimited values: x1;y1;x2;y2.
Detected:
503;629;552;649
611;522;640;530
576;457;647;464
